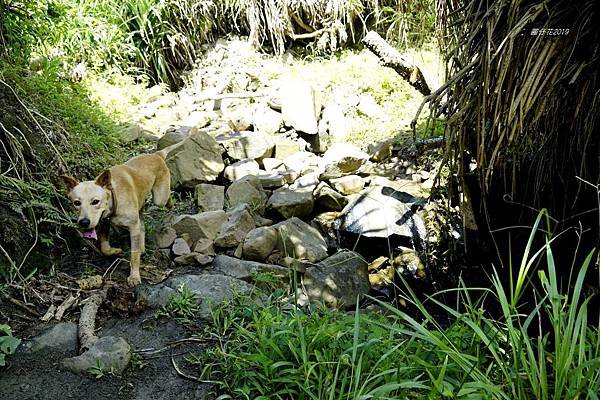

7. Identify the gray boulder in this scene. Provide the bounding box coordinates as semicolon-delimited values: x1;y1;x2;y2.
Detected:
337;185;426;246
217;131;274;160
314;182;348;211
280;80;320;134
165;130;225;188
242;226;279;261
156;128;190;150
320;143;369;180
253;105;283;135
289;171;320;193
155;227;177;249
321;102;349;141
62;336;131;375
283;152;321;175
137;274;255;317
226;175;268;211
213;255;289;287
267;188;314;219
171;238;191;256
367;140;393;162
195;183;225;212
214;205;256;248
273;217;327;263
193;238;215;255
224;159;260;181
25;322;78;353
302;250;369;309
172;210;227;243
262;157;284;172
329;175;364;195
275;139;303;160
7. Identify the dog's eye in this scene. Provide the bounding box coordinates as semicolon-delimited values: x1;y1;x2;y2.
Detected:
73;200;81;207
91;199;100;205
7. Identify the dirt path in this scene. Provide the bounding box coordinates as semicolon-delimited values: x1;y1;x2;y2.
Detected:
1;311;212;399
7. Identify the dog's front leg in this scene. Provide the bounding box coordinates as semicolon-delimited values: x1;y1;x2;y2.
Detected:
98;220;122;256
127;222;143;287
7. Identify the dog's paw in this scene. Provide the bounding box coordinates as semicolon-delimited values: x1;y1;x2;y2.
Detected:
102;247;123;256
127;274;142;287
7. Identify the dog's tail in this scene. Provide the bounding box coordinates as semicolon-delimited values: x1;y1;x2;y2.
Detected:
156;140;185;160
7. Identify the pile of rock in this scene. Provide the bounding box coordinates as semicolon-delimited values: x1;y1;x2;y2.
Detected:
146;91;434;309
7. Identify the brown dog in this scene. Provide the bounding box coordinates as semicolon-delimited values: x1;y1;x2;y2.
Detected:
60;149;172;286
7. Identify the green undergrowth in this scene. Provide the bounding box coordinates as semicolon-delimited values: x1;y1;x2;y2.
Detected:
191;211;599;399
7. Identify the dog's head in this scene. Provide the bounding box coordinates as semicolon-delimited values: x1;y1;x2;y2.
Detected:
60;170;112;240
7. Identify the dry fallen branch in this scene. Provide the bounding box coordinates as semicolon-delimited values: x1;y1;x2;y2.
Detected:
40;304;57;322
79;285;109;352
362;31;432;96
54;294;79;321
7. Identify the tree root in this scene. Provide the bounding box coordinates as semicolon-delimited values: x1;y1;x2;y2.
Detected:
78;285;109;352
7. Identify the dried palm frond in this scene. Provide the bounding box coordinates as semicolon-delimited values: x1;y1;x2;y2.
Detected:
417;0;600;223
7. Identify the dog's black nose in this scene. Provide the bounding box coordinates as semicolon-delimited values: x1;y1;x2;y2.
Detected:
78;218;91;228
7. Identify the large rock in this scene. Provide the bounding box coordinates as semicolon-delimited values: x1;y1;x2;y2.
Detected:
226;175;268;211
273;217;327;263
195;183;225;212
213;255;289;287
320;143;369;180
329;175;364;195
253;105;283;135
156;227;177;249
321;102;349;141
267;188;314;219
275;139;303;160
156;127;191;150
257;170;297;190
172;210;227;243
224;159;260;181
302;250;369;309
367;140;393;162
280;80;320;134
137;274;255;317
62;336;131;375
314;182;348;211
262;157;284;172
178;111;211;129
337;185;426;245
214;205;256;248
311;211;339;249
171;238;191;256
283;152;321;175
25;322;78;353
289;171;320;193
216;131;274;160
165;130;225;188
242;226;279;261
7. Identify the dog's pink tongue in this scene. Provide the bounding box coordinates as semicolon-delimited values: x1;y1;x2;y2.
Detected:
81;229;97;240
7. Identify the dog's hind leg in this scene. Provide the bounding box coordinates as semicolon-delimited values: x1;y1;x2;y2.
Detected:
139;211;146;253
152;168;171;207
127;220;143;287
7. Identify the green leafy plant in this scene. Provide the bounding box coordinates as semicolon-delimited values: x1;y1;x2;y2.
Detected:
0;324;21;367
87;359;113;378
159;283;201;323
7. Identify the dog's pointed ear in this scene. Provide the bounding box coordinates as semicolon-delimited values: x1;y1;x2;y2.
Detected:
95;170;111;189
59;175;79;191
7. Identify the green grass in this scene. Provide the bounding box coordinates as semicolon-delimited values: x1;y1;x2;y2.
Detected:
158;283;201;324
190;210;599;399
